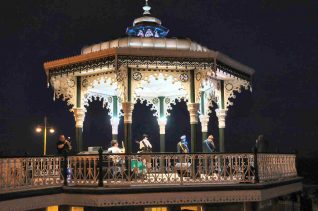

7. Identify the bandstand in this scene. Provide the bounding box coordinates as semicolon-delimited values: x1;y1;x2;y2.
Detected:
0;2;303;211
44;1;254;154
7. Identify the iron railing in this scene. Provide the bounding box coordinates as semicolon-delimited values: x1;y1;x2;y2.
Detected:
0;152;297;193
258;153;297;181
0;156;63;192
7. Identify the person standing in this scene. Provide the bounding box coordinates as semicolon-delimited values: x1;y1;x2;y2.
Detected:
139;134;152;153
107;140;124;165
202;135;216;175
107;140;124;154
56;134;72;182
138;134;152;174
177;135;189;153
254;134;268;153
56;135;72;154
202;135;216;153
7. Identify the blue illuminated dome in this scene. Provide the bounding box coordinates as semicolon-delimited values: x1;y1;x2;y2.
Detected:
126;0;169;38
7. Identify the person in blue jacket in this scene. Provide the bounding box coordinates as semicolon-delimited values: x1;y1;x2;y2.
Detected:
203;135;216;153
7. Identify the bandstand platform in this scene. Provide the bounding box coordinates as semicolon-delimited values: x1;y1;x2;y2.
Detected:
0;152;302;210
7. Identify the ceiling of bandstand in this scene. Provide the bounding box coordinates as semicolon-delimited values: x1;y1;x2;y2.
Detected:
88;78;119;96
134;74;186;97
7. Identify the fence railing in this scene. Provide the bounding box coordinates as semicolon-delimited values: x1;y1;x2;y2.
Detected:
0;156;63;192
258;153;297;181
0;152;297;193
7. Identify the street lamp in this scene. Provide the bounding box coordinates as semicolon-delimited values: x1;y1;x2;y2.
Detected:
35;116;55;155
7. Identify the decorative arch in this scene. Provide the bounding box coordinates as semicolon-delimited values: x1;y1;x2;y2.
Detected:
81;71;122;116
131;69;190;117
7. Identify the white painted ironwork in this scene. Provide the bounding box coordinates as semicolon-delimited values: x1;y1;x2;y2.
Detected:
0;153;297;193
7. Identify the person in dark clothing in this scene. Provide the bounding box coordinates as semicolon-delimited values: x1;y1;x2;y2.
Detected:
203;135;216;153
253;134;268;153
56;135;72;154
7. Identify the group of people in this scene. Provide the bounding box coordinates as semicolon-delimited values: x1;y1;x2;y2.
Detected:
55;133;218;155
103;133;217;154
177;134;217;153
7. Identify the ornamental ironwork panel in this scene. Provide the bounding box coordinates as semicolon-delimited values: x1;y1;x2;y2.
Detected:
0;156;63;192
257;154;297;182
0;153;297;193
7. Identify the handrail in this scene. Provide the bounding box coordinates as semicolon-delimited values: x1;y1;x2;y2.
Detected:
0;151;295;159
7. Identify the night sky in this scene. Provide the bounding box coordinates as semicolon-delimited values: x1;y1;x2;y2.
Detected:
0;0;317;156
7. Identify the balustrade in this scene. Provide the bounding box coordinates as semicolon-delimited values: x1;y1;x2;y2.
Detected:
0;153;297;193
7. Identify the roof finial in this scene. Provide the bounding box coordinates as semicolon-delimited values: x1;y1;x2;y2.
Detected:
143;0;151;15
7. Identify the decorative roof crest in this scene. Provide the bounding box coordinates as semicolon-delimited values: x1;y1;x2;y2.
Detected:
143;0;151;15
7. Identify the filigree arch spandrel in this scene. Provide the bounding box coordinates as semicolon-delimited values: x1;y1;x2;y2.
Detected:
224;79;251;109
81;71;123;115
50;75;77;111
194;68;217;103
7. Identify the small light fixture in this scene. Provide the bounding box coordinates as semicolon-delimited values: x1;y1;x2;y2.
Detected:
49;128;55;134
35;127;42;133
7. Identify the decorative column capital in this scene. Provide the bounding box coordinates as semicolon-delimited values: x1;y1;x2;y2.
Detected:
122;102;134;123
158;117;167;134
199;114;209;132
111;117;120;135
73;108;85;128
187;103;200;124
216;109;228;128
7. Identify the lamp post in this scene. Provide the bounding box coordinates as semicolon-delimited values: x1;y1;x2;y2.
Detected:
35;116;55;156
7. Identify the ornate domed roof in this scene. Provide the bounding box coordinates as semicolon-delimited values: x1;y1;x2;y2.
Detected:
126;0;169;38
81;37;210;54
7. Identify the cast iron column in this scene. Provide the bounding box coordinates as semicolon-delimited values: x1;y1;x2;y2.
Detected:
199;114;209;143
158;96;166;152
216;108;227;152
199;91;209;146
121;68;134;153
216;80;227;152
122;102;133;154
111;96;119;140
188;69;199;152
74;108;85;153
73;76;85;153
188;103;200;152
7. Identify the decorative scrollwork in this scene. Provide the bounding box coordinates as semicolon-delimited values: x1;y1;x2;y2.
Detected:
132;72;142;81
225;82;233;91
195;72;202;81
180;73;189;82
82;79;88;87
116;72;124;82
152;98;159;104
224;79;251;109
67;79;75;88
50;75;76;110
134;96;160;117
